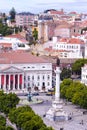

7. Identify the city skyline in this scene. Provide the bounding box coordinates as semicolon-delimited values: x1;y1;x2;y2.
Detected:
0;0;87;14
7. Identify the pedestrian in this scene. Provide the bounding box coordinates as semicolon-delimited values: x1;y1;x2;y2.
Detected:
81;120;83;125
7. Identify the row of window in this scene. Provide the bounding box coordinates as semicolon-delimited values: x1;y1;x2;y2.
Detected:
27;82;50;87
24;75;50;81
60;53;67;57
56;44;79;49
23;66;46;69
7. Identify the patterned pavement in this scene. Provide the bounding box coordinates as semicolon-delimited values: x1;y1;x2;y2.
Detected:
28;95;87;130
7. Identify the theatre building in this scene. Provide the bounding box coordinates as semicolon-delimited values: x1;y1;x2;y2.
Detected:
0;52;52;93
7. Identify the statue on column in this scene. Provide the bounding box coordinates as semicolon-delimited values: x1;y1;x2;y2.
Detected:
56;58;60;67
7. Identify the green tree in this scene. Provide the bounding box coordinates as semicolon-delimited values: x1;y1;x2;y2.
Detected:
32;28;38;41
72;91;83;105
9;106;33;124
72;59;87;75
9;7;16;22
60;79;73;99
31;115;45;129
17;112;34;128
0;115;6;126
3;93;19;114
65;81;82;101
0;19;13;36
60;78;87;109
0;125;6;130
0;91;19;114
22;120;36;130
60;68;71;80
72;88;87;109
78;89;87;108
39;126;54;130
6;126;14;130
0;91;7;112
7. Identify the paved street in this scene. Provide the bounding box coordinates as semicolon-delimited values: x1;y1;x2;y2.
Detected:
28;95;87;130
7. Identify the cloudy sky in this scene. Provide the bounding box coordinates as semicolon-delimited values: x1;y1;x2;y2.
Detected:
0;0;87;14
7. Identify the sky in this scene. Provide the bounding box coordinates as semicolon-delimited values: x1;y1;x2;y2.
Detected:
0;0;87;14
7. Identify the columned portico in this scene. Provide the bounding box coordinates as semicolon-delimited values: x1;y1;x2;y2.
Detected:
0;73;24;92
4;74;6;90
13;74;15;90
18;74;20;90
8;74;10;90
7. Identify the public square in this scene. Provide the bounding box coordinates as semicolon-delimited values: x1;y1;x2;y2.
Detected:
19;94;87;130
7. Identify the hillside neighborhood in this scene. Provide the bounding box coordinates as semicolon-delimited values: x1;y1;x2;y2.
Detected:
0;5;87;130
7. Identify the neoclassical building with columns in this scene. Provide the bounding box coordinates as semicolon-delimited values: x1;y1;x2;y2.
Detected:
0;51;52;93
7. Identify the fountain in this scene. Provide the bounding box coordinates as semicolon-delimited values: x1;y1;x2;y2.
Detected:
19;87;43;105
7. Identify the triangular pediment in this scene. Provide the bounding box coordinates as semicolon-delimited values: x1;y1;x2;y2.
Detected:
1;66;23;73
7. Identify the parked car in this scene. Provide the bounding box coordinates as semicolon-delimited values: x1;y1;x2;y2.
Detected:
46;89;55;96
32;92;39;96
46;92;53;96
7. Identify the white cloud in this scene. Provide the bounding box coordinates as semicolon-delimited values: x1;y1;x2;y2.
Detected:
37;0;76;5
0;0;87;13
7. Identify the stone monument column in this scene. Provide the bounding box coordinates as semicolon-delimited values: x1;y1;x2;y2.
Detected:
46;58;68;121
55;66;61;101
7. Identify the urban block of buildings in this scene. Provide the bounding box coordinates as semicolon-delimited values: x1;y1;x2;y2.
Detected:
0;8;87;93
0;52;52;93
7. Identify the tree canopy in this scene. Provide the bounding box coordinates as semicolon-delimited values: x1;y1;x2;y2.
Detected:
8;106;54;130
0;115;6;126
60;78;87;109
72;59;87;75
32;28;38;41
9;7;16;22
0;91;19;114
60;68;71;80
0;19;13;36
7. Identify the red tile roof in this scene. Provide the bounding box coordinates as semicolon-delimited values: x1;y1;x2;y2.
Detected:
0;52;49;64
69;11;77;14
6;34;28;43
68;38;84;44
59;38;67;42
7;34;24;39
49;10;64;15
80;20;87;28
59;38;84;44
0;43;12;48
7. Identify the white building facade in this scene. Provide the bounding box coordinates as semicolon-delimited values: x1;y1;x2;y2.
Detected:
52;37;85;58
0;35;30;51
0;52;52;93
